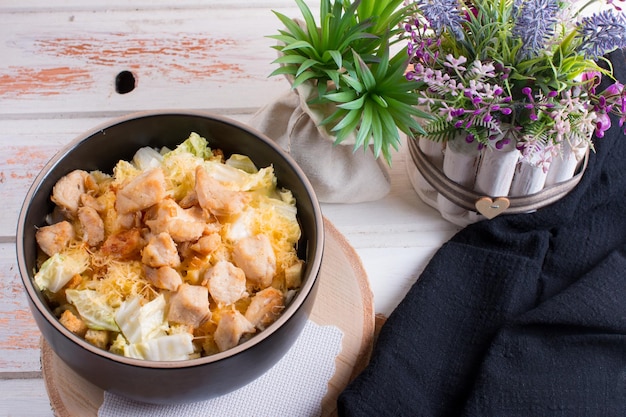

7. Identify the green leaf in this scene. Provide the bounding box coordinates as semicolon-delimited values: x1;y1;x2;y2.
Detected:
372;2;410;35
370;106;384;157
294;0;320;47
371;94;388;108
334;115;361;145
330;107;361;132
273;54;309;65
292;70;320;88
352;51;376;91
340;74;365;92
357;0;375;21
336;32;378;53
378;106;402;145
385;97;426;136
268;66;297;78
324;90;359;103
267;34;299;46
373;38;391;81
296;58;321;77
327;69;341;88
324;50;343;69
319;107;347;126
320;9;334;50
282;40;316;52
272;11;307;40
337;94;367;110
354;102;373;150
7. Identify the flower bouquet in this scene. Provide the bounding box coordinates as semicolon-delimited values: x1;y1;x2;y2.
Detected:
403;0;626;225
249;0;428;203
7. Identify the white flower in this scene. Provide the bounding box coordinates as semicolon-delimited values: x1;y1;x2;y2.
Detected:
443;54;467;72
471;60;496;78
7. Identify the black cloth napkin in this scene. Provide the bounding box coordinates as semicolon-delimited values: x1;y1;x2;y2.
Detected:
338;48;626;417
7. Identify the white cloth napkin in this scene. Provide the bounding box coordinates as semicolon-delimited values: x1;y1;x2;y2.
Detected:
98;320;343;417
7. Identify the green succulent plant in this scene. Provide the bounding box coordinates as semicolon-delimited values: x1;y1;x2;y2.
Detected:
268;0;429;165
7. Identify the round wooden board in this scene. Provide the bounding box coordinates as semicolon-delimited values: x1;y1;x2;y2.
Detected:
41;217;375;417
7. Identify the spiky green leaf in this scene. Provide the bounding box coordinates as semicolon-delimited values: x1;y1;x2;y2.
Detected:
324;91;359;103
329;106;361;132
352;51;376;91
296;59;322;77
273;54;309;65
292;70;320;88
337;94;367;110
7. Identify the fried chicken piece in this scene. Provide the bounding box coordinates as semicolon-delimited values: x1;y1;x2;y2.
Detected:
214;308;255;352
115;168;166;214
190;233;221;256
144;265;183;292
167;283;210;328
78;206;105;247
145;199;208;243
232;234;276;289
202;261;248;306
244;287;284;330
141;232;180;268
178;189;199;209
100;228;144;260
115;212;142;231
35;221;75;257
51;170;90;215
194;166;249;217
80;193;104;212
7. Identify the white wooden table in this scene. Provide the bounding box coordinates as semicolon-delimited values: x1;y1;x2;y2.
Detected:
0;2;459;415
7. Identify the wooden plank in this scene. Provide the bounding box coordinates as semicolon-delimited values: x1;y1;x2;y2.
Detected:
0;242;42;374
0;378;53;417
0;6;306;116
0;118;102;239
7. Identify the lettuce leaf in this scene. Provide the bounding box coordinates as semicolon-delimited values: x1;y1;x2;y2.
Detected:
165;132;212;160
126;333;195;361
115;295;168;344
34;248;89;293
65;289;119;331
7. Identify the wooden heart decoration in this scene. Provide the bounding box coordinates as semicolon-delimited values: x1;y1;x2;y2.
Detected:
475;197;510;219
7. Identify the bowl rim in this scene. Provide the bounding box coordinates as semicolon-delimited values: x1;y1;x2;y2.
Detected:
16;109;325;369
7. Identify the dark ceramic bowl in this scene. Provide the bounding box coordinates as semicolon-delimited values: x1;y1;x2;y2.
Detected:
16;110;324;404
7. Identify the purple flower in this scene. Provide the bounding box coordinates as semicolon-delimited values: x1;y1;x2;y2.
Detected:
578;10;626;59
416;0;465;40
601;81;624;98
512;0;560;59
595;112;612;138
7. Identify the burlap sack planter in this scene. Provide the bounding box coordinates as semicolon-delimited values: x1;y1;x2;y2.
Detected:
249;80;391;204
